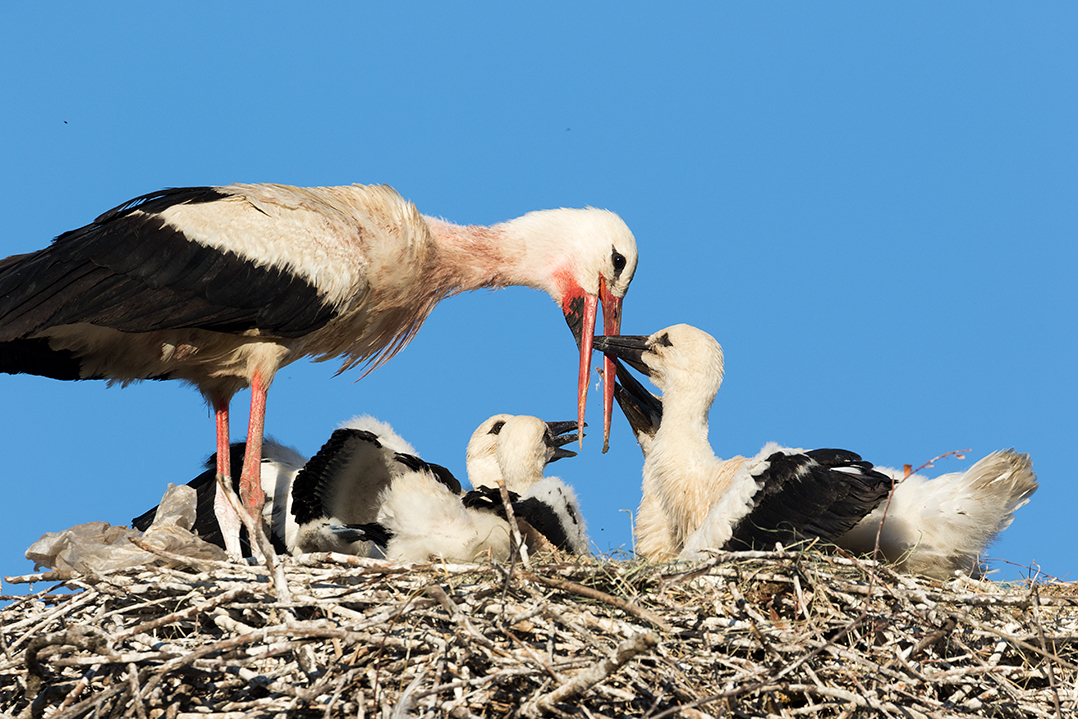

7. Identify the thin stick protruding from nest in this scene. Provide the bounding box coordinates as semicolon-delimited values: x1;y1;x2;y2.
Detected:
520;631;658;716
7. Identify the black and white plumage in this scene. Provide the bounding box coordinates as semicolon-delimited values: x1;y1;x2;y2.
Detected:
138;413;588;562
2;183;637;556
595;325;893;560
288;415;460;556
596;324;1037;577
333;414;590;561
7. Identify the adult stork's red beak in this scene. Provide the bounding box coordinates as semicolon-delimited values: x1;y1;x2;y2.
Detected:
563;277;622;453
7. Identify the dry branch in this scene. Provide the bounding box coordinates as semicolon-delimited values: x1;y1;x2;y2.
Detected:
0;550;1074;718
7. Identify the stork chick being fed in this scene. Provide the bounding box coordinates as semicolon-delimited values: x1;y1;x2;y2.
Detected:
1;183;636;557
594;324;1036;577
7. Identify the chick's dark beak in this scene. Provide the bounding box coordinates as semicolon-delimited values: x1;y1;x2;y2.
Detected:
592;335;653;377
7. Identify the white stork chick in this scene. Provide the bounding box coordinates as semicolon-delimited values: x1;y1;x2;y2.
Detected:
836;450;1037;578
494;415;589;553
596;325;1037;577
288;415;460;556
594;325;894;561
467;414;579;493
357;464;517;564
463;414;589;554
0;183;637;557
333;415;589;561
465;414;516;491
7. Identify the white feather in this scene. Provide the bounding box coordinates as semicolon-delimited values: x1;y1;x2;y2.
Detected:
836;449;1037;577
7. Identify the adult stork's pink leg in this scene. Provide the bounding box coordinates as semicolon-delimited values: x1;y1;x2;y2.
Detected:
215;401;231;480
238;372;268;518
212;397;244;557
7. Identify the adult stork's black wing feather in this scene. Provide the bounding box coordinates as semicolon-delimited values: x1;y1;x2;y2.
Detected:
0;187;337;347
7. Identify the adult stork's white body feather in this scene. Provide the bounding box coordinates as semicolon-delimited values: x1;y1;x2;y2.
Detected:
1;183;637;556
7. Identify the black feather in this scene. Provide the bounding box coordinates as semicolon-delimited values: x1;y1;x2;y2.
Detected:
461;486;521;518
290;428;381;526
514;496;574;550
393;453;462;495
726;449;892;551
0;186;339;375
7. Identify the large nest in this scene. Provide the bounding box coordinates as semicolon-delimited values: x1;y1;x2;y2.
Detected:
1;547;1075;718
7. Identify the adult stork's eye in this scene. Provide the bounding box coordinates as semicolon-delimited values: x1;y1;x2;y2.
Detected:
612;249;627;276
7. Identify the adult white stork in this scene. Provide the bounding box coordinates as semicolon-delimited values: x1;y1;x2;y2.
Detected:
1;183;637;556
595;324;1037;577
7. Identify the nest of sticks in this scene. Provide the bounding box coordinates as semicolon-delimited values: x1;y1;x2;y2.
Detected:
1;545;1076;719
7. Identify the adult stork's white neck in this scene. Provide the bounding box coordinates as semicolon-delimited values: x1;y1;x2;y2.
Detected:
424;208;635;450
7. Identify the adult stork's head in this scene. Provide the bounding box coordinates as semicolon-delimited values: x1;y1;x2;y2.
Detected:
507;207;637;452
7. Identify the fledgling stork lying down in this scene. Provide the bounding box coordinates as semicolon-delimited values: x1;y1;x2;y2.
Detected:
332;414;590;562
594;324;1037;578
1;184;637;557
136;414;588;561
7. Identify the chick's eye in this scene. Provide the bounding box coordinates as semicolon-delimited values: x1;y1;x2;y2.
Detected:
612;250;627;275
489;421;505;435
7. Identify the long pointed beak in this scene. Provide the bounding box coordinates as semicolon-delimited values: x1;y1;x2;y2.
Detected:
598;278;622;453
612;357;663;447
563;278;622;452
576;293;598;448
592;335;653;376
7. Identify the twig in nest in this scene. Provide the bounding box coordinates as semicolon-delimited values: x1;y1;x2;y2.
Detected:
497;479;531;571
520;571;675;633
519;631;658;716
24;625;116;698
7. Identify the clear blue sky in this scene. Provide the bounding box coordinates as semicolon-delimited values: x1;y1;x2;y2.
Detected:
2;4;1074;590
